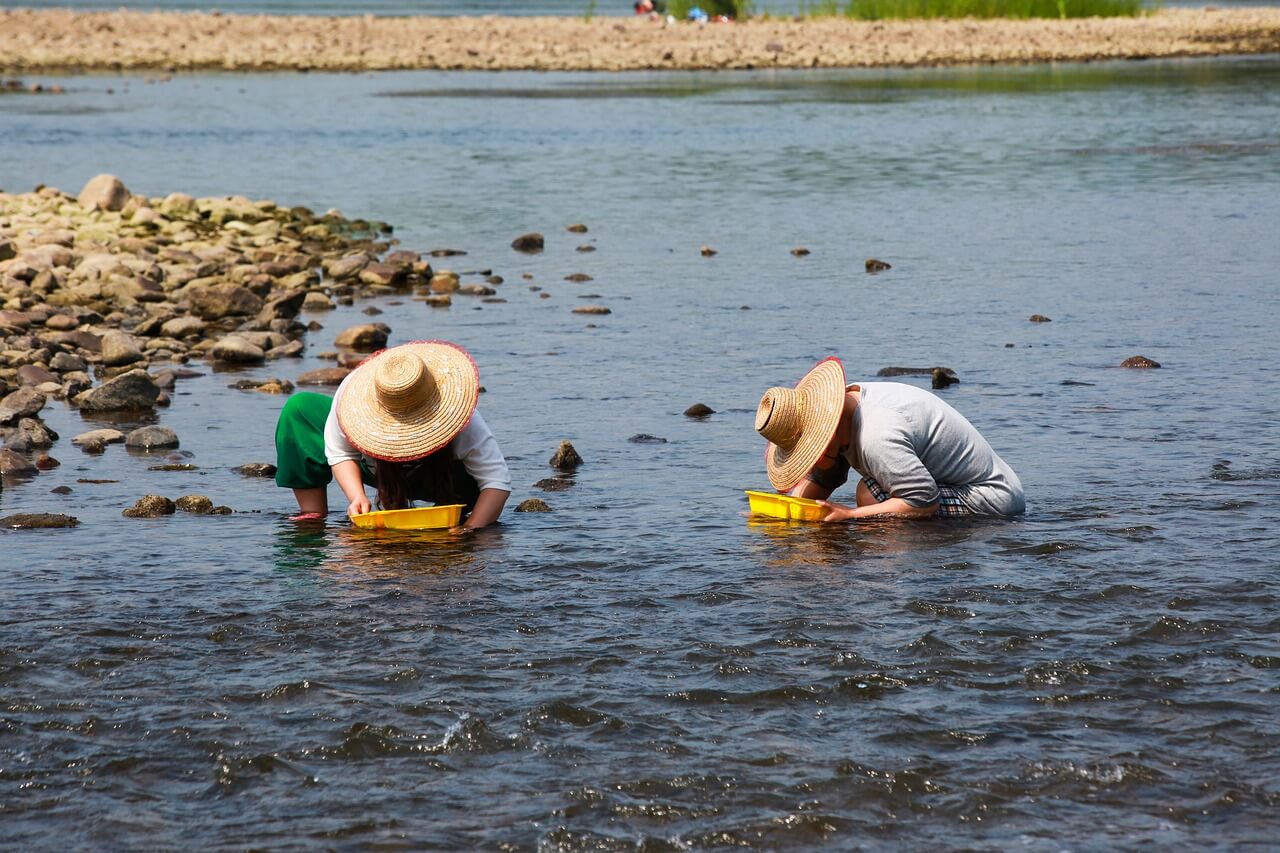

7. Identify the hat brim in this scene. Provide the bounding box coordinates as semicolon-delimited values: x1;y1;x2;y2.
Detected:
764;357;846;491
337;340;479;462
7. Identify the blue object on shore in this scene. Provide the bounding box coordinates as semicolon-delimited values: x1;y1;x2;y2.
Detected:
687;6;708;21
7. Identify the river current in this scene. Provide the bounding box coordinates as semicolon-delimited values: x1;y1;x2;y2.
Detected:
2;59;1279;848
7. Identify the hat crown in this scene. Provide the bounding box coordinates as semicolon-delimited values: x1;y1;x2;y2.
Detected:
374;351;435;413
756;387;804;449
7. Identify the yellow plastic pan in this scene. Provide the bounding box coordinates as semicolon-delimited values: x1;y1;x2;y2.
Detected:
743;490;827;522
349;504;465;530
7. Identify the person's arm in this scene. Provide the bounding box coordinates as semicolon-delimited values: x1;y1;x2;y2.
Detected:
461;488;509;530
451;412;512;531
332;459;371;517
817;496;938;522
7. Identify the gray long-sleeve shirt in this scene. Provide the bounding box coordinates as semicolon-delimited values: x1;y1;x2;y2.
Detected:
808;381;1025;517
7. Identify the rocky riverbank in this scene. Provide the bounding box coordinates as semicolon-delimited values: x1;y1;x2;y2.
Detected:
2;8;1279;72
0;175;500;502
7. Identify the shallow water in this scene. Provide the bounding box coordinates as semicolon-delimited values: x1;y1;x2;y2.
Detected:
2;58;1280;848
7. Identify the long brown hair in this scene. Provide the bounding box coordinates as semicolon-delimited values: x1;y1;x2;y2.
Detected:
373;443;457;510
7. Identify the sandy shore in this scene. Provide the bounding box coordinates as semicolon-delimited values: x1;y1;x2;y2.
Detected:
2;8;1280;72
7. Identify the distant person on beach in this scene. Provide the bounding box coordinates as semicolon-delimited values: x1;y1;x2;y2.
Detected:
274;340;510;529
755;358;1025;520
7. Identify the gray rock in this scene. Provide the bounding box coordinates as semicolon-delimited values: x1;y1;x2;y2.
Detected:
187;283;264;320
266;340;305;360
17;364;58;386
49;352;87;372
0;448;37;476
684;403;715;418
334;323;390;351
296;367;350;386
76;370;161;412
125;426;179;450
232;462;277;478
0;388;47;426
210;336;266;364
515;498;551;512
324;255;369;280
534;477;575;492
122;494;176;518
77;173;131;212
302;292;335;311
257;290;307;323
100;330;145;367
72;428;126;446
160;316;207;338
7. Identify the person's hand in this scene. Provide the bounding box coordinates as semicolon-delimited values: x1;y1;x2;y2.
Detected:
816;500;855;523
448;525;476;537
346;495;371;518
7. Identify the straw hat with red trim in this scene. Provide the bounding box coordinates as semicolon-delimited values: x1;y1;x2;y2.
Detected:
755;357;847;490
336;340;479;462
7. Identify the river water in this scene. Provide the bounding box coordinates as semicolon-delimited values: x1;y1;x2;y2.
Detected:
2;58;1279;848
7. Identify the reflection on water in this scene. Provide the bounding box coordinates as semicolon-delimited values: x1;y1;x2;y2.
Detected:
2;56;1280;848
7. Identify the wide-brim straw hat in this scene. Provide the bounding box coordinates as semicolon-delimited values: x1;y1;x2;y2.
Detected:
756;357;846;491
336;340;479;462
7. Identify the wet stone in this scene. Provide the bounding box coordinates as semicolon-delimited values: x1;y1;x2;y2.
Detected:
175;494;214;514
932;368;959;389
51;486;73;495
576;244;596;253
1030;314;1053;323
122;494;176;518
1;513;79;529
865;258;892;272
572;305;611;315
296;367;350;386
629;434;669;444
684;403;715;418
566;223;589;233
149;463;197;471
1121;355;1161;369
515;498;551;512
534;477;575;492
75;370;160;412
877;366;956;378
210;336;266;364
565;273;593;282
233;462;277;478
0;448;38;476
791;247;811;256
334;323;390;351
126;426;179;450
511;233;544;253
0;387;47;425
35;453;60;470
73;428;126;447
549;440;583;471
700;246;717;257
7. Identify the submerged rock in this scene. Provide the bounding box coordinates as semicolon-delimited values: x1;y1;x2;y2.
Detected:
572;305;611;315
534;477;575;492
564;273;593;282
233;462;277;478
566;223;589;233
296;367;350;386
700;246;717;257
126;425;180;450
73;428;126;447
175;494;214;514
576;244;596;253
0;448;38;476
211;336;266;364
931;367;959;389
511;232;544;253
791;247;810;256
1;513;79;529
684;403;715;418
549;440;583;471
865;258;891;272
122;494;176;518
877;366;956;378
515;498;551;512
1121;355;1161;369
1029;314;1052;323
629;433;668;444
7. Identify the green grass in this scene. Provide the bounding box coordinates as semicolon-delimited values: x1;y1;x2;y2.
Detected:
832;0;1148;19
666;0;755;20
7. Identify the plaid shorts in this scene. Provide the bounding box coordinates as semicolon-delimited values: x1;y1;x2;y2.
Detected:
862;477;971;518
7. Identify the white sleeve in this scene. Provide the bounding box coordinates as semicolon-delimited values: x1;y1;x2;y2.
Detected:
324;377;363;466
452;410;511;493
